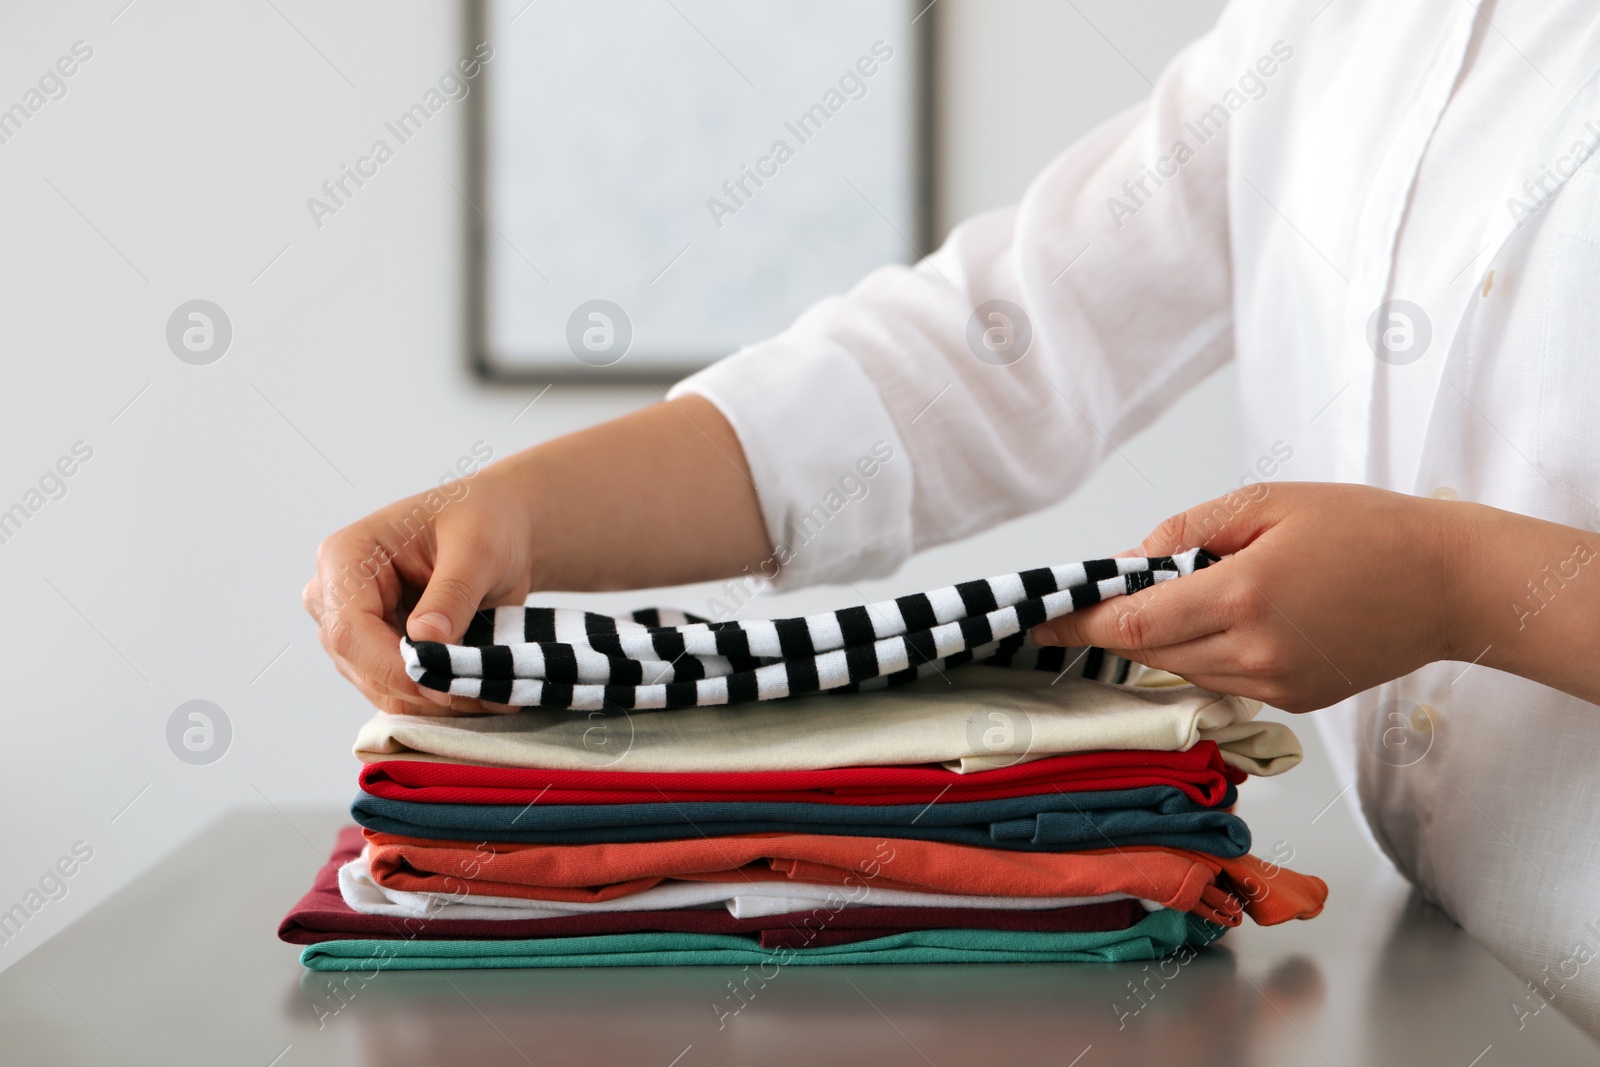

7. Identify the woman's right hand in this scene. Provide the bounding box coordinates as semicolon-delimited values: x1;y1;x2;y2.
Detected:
302;459;537;716
302;395;773;717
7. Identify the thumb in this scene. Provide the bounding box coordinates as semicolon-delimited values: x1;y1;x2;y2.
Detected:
406;544;496;644
1140;488;1277;558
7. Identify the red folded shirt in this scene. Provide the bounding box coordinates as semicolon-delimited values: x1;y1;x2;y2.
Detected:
276;827;1149;947
359;742;1243;808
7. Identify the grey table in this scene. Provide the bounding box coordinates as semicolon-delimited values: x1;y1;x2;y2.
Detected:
2;756;1596;1065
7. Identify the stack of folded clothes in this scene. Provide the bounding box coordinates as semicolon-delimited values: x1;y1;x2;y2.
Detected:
281;548;1328;970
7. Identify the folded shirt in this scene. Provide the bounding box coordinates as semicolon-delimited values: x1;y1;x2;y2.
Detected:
279;828;1151;946
293;901;1151;950
299;911;1225;971
362;831;1327;928
358;743;1244;807
340;852;1156;921
356;665;1299;775
402;550;1215;709
350;784;1250;855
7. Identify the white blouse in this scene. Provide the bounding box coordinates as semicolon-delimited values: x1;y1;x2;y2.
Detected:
672;0;1600;1032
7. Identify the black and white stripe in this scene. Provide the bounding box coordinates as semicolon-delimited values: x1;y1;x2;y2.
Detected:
400;549;1214;709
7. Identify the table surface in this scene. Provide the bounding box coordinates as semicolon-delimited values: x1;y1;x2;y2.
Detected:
3;769;1597;1066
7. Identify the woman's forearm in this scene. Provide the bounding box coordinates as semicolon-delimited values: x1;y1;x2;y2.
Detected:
506;394;774;593
1451;502;1600;704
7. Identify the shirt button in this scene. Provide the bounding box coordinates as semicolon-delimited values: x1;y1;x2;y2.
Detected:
1431;486;1458;500
1412;704;1438;733
1482;270;1496;297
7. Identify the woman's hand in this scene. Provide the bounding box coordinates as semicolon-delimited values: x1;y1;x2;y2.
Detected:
303;462;539;716
304;395;772;717
1031;482;1469;713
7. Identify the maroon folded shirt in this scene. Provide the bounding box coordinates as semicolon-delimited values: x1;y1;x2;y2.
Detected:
359;742;1243;808
278;827;1148;948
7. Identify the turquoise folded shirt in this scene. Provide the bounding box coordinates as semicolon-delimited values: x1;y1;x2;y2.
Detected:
300;908;1224;970
350;784;1250;856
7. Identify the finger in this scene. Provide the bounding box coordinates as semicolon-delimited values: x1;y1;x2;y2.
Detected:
405;538;500;644
332;656;424;716
1140;491;1280;557
331;653;445;716
317;533;394;623
325;631;509;716
1096;630;1237;680
1106;636;1333;713
331;652;502;716
311;532;454;704
1032;565;1232;651
319;602;444;704
319;625;425;708
411;683;513;716
315;536;404;663
1138;668;1293;711
302;577;325;622
321;618;491;714
311;527;491;710
324;642;438;710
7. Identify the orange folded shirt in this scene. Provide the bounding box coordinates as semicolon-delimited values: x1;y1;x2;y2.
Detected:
363;830;1325;928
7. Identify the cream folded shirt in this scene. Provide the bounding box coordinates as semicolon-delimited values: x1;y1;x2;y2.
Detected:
354;665;1300;775
337;853;1158;921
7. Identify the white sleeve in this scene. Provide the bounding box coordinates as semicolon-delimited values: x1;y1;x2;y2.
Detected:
671;3;1258;588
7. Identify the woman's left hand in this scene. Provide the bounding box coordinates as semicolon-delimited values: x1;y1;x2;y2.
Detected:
1031;482;1472;713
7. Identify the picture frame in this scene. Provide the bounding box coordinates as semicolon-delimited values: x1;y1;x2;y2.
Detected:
463;0;935;383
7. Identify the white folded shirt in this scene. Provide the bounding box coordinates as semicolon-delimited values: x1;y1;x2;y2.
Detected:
354;664;1299;775
337;852;1159;920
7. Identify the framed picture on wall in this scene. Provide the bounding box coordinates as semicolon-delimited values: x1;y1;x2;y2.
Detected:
465;0;933;382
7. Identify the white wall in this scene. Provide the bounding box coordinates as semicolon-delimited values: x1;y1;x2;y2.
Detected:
0;0;1230;967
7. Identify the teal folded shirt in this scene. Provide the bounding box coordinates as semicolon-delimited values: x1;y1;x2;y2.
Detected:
350;784;1249;856
300;908;1225;970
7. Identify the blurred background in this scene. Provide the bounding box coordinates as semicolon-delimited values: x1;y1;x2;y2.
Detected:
0;0;1245;971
